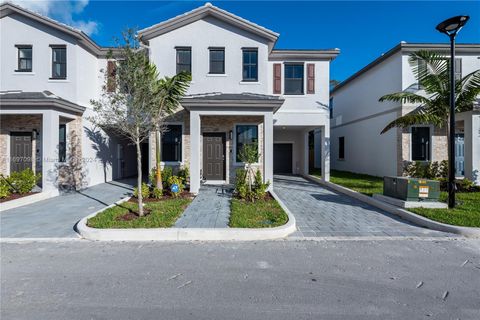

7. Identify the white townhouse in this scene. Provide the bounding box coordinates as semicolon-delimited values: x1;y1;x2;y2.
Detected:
330;42;480;185
0;2;339;196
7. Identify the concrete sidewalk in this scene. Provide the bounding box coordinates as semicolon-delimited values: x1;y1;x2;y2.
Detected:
0;179;135;238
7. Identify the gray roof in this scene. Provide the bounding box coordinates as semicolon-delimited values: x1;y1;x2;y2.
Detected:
332;42;480;94
181;92;285;112
0;90;86;114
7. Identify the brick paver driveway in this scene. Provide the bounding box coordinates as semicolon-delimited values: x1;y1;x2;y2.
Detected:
1;179;135;239
274;175;453;238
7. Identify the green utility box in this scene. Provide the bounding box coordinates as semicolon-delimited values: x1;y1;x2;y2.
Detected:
383;176;441;202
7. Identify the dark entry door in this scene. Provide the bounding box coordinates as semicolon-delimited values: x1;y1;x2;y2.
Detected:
10;132;32;172
274;143;293;174
203;133;226;180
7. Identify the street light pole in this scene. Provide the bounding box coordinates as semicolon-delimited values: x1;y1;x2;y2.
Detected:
436;15;469;209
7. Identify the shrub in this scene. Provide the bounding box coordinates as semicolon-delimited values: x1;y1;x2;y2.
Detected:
234;168;269;202
151;186;163;199
7;168;41;194
0;179;11;199
404;161;448;180
162;166;173;186
133;182;150;199
178;166;189;184
167;175;184;197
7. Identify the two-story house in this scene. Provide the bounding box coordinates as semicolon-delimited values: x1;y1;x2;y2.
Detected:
330;42;480;185
0;2;339;196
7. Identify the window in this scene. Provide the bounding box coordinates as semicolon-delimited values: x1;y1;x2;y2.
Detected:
176;47;191;74
161;125;182;162
242;49;258;81
59;124;67;162
411;127;430;161
16;45;32;72
236;125;258;162
454;58;462;82
51;46;66;79
284;64;304;95
209;48;225;74
329;97;334;119
338;137;345;160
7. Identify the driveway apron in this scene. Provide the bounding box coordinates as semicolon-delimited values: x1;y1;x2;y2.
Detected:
0;179;135;238
273;175;454;238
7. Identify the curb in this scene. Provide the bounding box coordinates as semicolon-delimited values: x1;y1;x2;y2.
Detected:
76;192;296;241
304;175;480;238
0;191;55;212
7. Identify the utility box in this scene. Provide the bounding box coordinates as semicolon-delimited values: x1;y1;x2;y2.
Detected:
383;176;441;201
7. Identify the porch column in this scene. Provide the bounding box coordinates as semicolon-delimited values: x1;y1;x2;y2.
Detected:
42;110;59;195
263;112;273;187
321;124;330;182
190;111;201;194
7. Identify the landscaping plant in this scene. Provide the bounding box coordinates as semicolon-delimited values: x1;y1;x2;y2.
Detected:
0;179;11;199
133;182;150;199
7;168;41;194
167;175;184;197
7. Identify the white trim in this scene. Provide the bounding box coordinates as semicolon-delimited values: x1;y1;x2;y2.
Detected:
12;72;35;75
206;74;228;77
233;123;261;166
409;125;434;162
239;81;261;85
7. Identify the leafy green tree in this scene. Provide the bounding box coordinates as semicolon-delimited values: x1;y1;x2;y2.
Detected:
379;50;480;182
90;30;161;216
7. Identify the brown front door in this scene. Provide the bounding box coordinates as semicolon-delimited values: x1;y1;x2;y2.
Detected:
203;133;226;180
10;132;33;173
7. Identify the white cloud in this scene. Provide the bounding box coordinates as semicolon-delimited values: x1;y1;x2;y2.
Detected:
12;0;99;35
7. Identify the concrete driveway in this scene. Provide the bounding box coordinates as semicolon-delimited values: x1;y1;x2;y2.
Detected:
274;175;454;238
0;179;135;239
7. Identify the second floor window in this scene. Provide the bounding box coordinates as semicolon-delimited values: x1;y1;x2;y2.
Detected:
16;45;32;72
176;47;191;74
51;46;66;79
453;58;462;82
284;64;304;95
242;49;258;81
209;48;225;74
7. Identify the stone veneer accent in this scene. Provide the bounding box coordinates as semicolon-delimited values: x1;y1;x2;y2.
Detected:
149;109;265;184
0;115;42;176
57;116;84;190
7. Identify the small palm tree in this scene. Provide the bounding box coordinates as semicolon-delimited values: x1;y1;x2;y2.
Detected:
379;50;480;178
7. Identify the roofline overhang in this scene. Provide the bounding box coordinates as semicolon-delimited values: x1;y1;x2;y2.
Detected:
0;98;86;115
0;2;120;58
181;98;285;113
138;4;279;45
331;42;480;94
269;49;340;61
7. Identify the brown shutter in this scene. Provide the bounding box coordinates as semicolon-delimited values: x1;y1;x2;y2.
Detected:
107;60;116;92
273;63;281;94
307;63;315;94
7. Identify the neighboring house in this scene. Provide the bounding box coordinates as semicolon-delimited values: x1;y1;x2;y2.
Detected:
0;2;339;196
330;42;480;185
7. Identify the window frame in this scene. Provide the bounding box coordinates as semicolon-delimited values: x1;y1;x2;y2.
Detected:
50;45;67;79
242;48;258;82
284;63;305;95
161;123;184;164
59;124;67;163
410;125;432;162
15;45;32;72
338;136;345;160
233;123;260;165
175;47;192;75
209;47;225;74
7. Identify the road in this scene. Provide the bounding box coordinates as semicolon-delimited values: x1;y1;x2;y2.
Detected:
1;239;479;320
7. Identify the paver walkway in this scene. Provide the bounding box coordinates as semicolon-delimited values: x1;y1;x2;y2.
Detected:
175;185;232;228
273;175;453;238
1;179;135;238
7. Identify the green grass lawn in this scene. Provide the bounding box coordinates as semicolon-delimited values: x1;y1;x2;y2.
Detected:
409;192;480;227
87;198;192;229
312;169;383;196
312;169;480;228
230;197;288;228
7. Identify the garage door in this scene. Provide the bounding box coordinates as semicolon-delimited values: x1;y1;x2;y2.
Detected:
274;143;292;174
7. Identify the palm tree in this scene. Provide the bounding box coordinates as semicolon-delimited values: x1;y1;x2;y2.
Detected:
379;50;480;179
152;71;191;191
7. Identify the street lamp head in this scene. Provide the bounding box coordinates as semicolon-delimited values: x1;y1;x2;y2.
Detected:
436;15;470;36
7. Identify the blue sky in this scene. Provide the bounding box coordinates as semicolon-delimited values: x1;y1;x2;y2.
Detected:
16;1;480;81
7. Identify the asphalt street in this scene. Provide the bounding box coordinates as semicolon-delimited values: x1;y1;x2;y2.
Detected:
1;239;479;320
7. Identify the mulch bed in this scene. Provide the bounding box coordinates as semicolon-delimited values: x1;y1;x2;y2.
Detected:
0;192;38;203
115;208;152;221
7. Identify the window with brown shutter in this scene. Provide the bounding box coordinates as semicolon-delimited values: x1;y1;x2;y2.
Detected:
107;60;116;92
307;63;315;94
273;63;281;94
